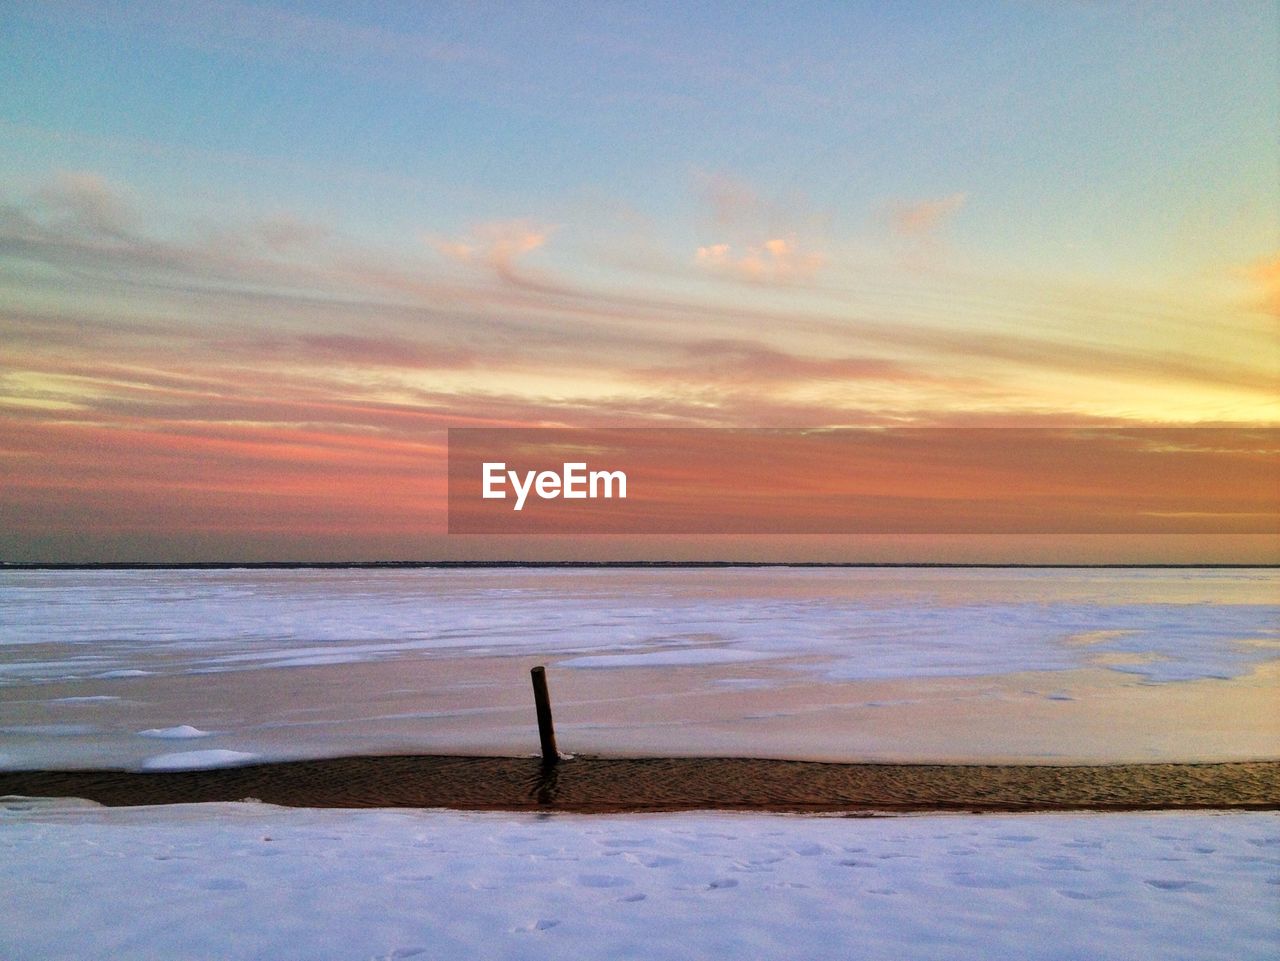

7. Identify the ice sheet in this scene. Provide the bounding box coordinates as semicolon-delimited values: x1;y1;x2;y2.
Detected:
2;568;1274;684
140;749;259;771
1;568;1276;768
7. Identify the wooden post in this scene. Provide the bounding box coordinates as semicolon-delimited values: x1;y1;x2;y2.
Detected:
530;665;558;764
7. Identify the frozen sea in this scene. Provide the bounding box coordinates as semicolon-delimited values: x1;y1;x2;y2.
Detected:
1;566;1276;770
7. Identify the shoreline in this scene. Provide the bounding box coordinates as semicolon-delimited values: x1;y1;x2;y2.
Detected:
3;755;1276;813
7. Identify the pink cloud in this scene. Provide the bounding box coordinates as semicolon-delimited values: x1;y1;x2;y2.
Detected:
889;192;967;237
34;171;134;235
698;171;764;229
695;235;824;283
428;219;554;281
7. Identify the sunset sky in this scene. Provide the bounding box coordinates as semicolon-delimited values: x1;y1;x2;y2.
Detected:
1;1;1277;562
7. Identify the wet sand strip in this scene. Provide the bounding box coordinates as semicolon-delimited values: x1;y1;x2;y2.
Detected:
1;756;1276;813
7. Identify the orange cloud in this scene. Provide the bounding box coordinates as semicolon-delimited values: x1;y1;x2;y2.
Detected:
888;192;967;237
695;235;824;283
1238;253;1280;318
429;219;553;279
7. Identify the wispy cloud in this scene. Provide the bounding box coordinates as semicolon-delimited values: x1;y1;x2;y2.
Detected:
698;171;768;230
694;236;825;284
428;220;555;284
1238;252;1280;319
3;173;1274;440
249;214;332;254
33;171;135;236
691;171;828;285
656;340;917;385
888;192;967;238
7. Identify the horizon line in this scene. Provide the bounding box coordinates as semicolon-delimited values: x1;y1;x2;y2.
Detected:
4;561;1277;571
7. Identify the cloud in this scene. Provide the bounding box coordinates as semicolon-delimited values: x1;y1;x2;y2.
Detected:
694;170;827;236
428;220;554;281
34;171;134;235
888;192;967;238
698;172;764;229
691;171;827;284
251;214;331;253
636;339;920;388
695;235;824;284
226;333;476;370
686;340;914;382
3;173;1274;434
1237;253;1280;318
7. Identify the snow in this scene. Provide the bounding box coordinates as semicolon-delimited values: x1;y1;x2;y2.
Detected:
2;568;1274;685
0;801;1274;961
140;750;259;771
1;569;1275;956
138;725;210;740
94;670;153;679
562;648;777;668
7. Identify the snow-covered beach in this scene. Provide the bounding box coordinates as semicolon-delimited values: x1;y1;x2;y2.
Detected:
2;799;1276;961
2;567;1276;958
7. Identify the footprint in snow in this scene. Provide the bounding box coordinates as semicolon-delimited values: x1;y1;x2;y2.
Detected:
1145;879;1214;892
577;874;631;889
948;873;1013;890
641;856;681;869
617;893;647;903
1035;856;1085;872
201;878;248;892
707;878;739;890
514;919;560;933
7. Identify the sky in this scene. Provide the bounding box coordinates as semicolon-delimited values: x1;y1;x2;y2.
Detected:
0;1;1277;562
